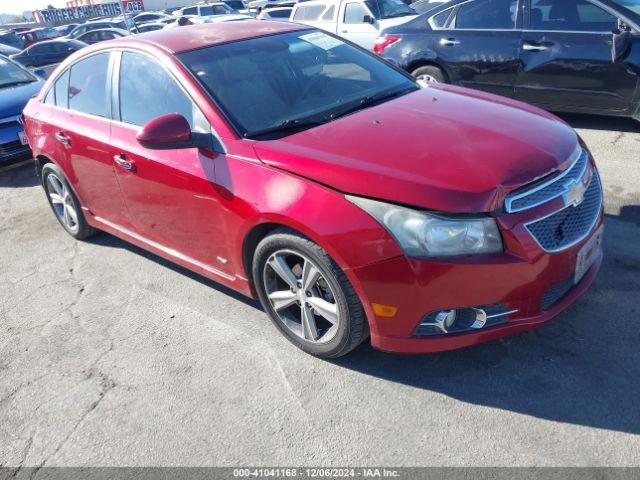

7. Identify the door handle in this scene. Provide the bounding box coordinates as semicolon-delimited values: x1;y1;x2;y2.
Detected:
341;29;348;33
440;38;460;46
113;154;135;171
55;132;70;145
523;43;549;52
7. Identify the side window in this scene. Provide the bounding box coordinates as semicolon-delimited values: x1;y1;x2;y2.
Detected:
118;52;208;132
54;69;70;109
68;53;110;118
44;86;56;106
429;8;453;28
530;0;618;32
183;7;197;14
343;2;371;23
321;5;335;20
293;4;326;21
452;0;517;29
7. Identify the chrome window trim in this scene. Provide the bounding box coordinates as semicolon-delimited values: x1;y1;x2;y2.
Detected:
504;144;584;213
427;4;459;29
523;171;602;253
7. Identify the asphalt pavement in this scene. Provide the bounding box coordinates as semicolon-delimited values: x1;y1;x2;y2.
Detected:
0;113;639;469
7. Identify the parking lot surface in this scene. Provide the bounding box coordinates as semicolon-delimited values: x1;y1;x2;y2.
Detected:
1;114;639;468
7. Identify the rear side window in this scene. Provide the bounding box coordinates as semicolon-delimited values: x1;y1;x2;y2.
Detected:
68;53;110;118
343;2;371;23
118;52;208;131
452;0;517;29
54;69;70;109
293;4;326;20
530;0;618;32
429;8;452;28
182;7;198;14
321;5;335;20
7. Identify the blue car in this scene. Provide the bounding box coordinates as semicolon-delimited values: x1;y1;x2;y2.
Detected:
0;55;44;164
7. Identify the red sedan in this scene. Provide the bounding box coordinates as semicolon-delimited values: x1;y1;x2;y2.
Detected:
22;21;603;357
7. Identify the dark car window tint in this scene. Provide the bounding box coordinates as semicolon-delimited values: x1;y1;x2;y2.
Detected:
182;7;198;14
54;69;70;109
453;0;517;29
68;53;110;118
530;0;618;31
344;2;370;23
429;8;452;27
119;52;206;130
31;43;53;54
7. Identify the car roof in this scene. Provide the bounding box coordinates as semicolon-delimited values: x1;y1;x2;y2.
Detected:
107;20;306;54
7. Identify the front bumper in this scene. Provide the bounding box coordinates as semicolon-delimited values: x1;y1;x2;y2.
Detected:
350;157;604;354
0;115;31;164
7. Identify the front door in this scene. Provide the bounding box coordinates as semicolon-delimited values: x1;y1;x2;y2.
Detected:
429;0;522;98
515;0;638;113
338;1;379;49
109;51;233;275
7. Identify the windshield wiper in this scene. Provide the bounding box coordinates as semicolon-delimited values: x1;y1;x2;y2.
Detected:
328;85;418;121
244;117;327;139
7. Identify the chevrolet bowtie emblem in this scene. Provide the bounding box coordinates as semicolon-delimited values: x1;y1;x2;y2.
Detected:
564;174;589;207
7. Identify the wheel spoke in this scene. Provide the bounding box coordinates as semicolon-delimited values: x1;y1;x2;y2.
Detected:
307;297;338;325
268;290;298;311
49;193;63;204
268;255;298;289
47;175;63;197
301;303;319;341
66;203;78;225
301;259;320;292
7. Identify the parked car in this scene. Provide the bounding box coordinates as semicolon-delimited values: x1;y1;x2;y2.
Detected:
221;0;251;12
68;22;125;39
0;55;44;164
0;29;25;50
133;12;173;24
54;24;80;36
376;0;640;121
76;28;129;45
135;22;168;33
257;6;293;18
19;28;62;48
290;0;418;49
193;13;253;22
10;39;87;68
0;44;21;56
23;22;604;357
176;2;238;16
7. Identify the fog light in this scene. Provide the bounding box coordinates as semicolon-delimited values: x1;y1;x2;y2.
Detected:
415;304;517;337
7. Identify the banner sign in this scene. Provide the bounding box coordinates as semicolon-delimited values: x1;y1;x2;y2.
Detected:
34;1;145;23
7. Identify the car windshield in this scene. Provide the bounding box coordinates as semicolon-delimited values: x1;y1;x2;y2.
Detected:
610;0;640;14
0;57;36;88
178;30;417;138
365;0;416;19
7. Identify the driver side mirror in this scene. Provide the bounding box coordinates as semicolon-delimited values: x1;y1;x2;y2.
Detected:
136;113;212;150
363;14;375;24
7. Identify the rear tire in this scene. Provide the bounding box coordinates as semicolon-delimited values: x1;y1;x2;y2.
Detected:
412;65;447;84
253;228;368;358
41;163;97;240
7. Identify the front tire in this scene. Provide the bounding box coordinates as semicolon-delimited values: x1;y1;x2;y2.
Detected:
253;229;368;358
42;163;97;240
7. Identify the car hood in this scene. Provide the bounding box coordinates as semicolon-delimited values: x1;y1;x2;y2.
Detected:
0;80;43;119
252;84;579;213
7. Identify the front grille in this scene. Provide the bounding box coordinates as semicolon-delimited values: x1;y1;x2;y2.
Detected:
525;172;602;252
0;140;30;160
541;277;574;311
505;147;587;213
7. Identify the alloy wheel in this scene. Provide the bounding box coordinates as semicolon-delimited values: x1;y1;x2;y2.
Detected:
416;74;439;83
263;249;340;344
46;173;79;234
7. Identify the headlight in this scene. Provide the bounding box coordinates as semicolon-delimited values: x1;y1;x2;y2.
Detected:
346;195;503;258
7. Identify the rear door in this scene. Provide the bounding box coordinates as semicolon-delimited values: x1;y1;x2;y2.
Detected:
109;50;233;274
45;52;131;227
515;0;638;113
427;0;523;97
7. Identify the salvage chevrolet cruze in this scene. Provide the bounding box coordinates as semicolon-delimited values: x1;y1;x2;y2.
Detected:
22;21;603;357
